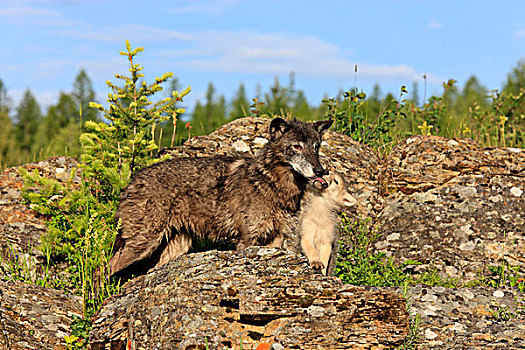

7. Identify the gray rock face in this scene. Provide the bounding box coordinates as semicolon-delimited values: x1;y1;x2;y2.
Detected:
0;279;82;350
378;136;525;281
90;247;409;350
401;285;525;349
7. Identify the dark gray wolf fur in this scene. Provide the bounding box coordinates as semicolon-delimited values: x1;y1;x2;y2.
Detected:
109;117;333;278
300;172;356;275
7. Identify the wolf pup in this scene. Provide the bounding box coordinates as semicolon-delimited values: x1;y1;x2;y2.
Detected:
300;171;356;275
109;117;333;279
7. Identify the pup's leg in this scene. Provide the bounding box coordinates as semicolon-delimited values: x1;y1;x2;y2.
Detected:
319;242;333;275
301;225;323;271
155;230;192;267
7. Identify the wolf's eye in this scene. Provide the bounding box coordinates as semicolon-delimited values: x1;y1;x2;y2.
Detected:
293;144;303;151
334;179;339;185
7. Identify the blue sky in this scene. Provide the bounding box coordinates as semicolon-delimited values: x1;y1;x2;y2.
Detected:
2;0;525;113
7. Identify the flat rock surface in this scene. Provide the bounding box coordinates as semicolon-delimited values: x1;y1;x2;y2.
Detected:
0;279;83;350
401;285;525;349
90;247;408;350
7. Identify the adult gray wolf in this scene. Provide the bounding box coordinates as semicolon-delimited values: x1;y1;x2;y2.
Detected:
109;117;333;279
300;171;356;275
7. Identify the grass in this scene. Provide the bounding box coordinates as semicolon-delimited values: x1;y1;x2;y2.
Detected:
396;283;421;350
334;214;461;288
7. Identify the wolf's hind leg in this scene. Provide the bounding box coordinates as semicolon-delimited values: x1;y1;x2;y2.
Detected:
155;230;192;267
267;234;284;248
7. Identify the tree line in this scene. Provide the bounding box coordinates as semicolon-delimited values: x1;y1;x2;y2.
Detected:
1;59;524;170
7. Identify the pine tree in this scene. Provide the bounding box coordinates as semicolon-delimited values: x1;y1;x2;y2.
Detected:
15;89;42;156
502;59;525;119
72;69;98;123
0;79;17;169
366;84;383;120
159;76;187;148
0;109;16;169
292;90;311;119
87;40;190;177
33;92;80;158
190;82;226;135
411;81;420;106
229;82;250;120
0;79;10;114
264;77;289;116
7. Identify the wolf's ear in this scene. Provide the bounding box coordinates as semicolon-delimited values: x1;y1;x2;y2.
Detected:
269;117;290;140
312;119;333;135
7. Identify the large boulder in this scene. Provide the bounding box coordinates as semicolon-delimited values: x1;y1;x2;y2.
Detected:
0;279;82;350
377;136;525;281
90;247;409;350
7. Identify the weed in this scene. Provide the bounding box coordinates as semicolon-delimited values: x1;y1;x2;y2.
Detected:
335;214;457;287
396;283;421;350
490;304;517;322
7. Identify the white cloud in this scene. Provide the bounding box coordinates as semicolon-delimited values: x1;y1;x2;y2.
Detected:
0;6;59;17
0;4;76;26
161;30;433;83
515;29;525;39
428;20;443;30
61;24;195;42
170;0;237;16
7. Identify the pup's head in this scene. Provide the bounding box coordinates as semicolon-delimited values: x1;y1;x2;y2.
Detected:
313;172;357;210
269;117;333;180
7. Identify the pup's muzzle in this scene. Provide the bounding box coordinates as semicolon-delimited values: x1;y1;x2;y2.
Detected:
312;177;328;190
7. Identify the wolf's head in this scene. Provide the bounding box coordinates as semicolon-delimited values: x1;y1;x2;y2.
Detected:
269;117;333;180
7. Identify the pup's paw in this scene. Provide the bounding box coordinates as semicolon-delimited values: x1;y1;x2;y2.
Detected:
310;260;324;270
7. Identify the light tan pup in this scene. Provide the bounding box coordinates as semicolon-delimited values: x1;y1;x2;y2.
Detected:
300;171;356;275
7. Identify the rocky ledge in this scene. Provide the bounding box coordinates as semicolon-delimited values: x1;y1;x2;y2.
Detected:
90;248;408;350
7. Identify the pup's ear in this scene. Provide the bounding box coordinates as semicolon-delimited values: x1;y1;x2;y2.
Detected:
269;117;290;140
312;119;333;135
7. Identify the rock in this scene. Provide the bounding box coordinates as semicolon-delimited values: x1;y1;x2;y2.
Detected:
0;279;82;349
510;186;523;197
90;247;409;349
401;285;525;349
232;140;251;153
377;135;525;281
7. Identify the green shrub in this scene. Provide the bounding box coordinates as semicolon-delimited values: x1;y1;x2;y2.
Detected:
18;41;190;347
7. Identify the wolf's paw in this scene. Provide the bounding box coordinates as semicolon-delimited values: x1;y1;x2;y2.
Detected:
310;260;324;270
